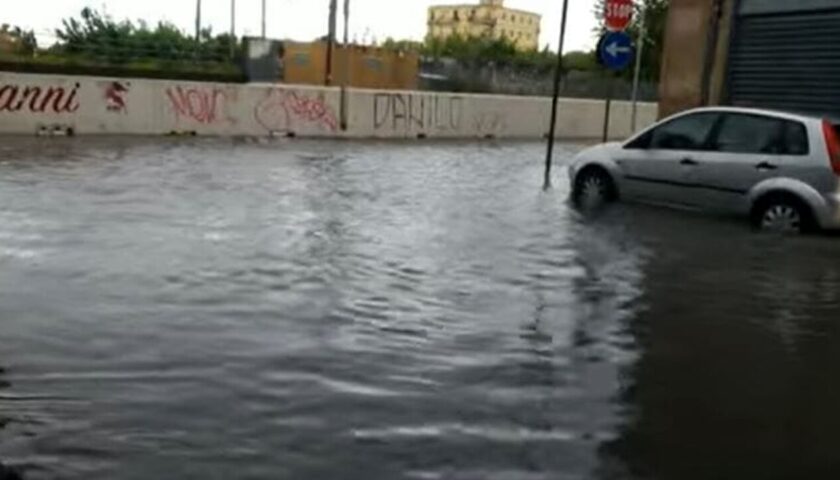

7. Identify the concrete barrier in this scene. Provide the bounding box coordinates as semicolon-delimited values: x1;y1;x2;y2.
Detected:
0;72;658;140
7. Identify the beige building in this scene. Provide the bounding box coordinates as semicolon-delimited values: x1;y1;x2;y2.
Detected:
427;0;541;51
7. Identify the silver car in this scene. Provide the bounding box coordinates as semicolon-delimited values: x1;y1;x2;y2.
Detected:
568;107;840;233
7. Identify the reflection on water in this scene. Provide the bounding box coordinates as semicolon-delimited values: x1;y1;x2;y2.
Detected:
0;367;7;433
0;138;839;479
0;366;21;480
591;207;840;479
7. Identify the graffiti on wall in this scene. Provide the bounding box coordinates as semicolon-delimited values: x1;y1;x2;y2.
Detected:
255;89;338;134
0;82;80;114
373;93;463;132
102;81;130;113
166;85;236;124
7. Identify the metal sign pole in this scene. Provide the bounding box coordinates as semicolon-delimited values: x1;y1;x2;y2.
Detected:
603;74;615;142
195;0;202;43
340;0;350;130
261;0;267;38
543;0;571;190
630;2;647;133
325;0;338;86
230;0;236;59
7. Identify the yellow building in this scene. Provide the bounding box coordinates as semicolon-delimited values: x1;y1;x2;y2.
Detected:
0;30;16;54
427;0;541;51
283;42;419;91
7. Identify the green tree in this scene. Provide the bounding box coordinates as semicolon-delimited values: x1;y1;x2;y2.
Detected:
55;7;240;64
563;50;598;72
0;24;37;55
381;38;424;53
593;0;669;81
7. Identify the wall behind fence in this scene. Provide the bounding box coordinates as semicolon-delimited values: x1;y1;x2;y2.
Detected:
0;72;658;139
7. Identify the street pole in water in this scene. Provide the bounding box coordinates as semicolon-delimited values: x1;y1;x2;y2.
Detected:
603;74;614;142
630;2;647;133
261;0;267;38
340;0;350;130
543;0;571;190
325;0;338;86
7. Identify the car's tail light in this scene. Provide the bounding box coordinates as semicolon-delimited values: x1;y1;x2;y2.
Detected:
823;119;840;175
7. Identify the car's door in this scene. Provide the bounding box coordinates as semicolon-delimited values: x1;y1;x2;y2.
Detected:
617;112;720;207
692;113;810;213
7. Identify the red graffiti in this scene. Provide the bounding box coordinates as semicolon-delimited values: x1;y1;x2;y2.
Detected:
104;81;129;113
255;89;338;134
0;83;80;114
166;86;232;124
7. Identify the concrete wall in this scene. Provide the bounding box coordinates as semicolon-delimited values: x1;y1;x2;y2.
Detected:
659;0;738;117
658;0;715;118
0;72;658;140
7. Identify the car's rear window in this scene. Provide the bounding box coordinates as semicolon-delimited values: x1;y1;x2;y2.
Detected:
780;120;809;156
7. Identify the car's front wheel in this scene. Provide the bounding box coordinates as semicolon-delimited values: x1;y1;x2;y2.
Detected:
572;168;616;211
752;195;814;234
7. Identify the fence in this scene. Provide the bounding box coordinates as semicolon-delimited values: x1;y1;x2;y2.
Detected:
2;31;658;100
0;30;246;83
418;58;659;101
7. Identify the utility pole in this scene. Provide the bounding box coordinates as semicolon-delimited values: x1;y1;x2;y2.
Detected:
325;0;338;86
343;0;350;47
195;0;202;43
630;2;647;133
230;0;236;59
261;0;267;38
543;0;571;190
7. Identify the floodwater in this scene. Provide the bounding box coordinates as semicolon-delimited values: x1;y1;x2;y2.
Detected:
1;138;840;479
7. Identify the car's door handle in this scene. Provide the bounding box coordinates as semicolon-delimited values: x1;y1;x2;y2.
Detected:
680;158;699;166
756;161;778;171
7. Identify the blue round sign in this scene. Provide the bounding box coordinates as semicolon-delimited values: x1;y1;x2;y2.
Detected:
598;31;634;72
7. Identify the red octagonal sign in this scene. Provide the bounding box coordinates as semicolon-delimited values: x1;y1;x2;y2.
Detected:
605;0;634;32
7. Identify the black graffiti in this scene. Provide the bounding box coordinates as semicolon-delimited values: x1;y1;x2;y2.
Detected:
373;94;463;131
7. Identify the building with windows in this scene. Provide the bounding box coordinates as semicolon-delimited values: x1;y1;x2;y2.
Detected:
660;0;840;119
427;0;541;51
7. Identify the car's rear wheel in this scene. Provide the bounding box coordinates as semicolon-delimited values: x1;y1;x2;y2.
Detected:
752;195;814;234
572;168;615;211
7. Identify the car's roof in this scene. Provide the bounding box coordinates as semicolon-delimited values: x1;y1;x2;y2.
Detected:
676;106;826;123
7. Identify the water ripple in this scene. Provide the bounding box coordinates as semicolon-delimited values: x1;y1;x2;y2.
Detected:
0;139;838;479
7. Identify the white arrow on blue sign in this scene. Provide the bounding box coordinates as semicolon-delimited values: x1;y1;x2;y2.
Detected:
598;31;634;72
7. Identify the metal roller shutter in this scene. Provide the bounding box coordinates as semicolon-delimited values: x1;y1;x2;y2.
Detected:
728;9;840;116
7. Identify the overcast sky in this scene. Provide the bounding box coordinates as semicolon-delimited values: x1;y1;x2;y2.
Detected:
9;0;600;52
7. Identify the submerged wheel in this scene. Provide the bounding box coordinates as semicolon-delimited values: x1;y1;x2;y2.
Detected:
752;195;814;234
573;168;616;210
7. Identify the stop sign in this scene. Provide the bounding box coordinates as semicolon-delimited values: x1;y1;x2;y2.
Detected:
604;0;634;31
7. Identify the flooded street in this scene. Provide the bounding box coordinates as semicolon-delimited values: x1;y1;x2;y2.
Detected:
1;138;840;479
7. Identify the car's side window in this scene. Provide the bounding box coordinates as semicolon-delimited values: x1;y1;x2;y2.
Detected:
647;113;720;151
712;114;809;155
